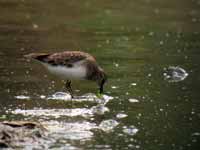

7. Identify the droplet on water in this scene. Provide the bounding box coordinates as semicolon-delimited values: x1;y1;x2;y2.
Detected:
15;95;30;100
129;98;139;103
148;31;154;36
40;95;46;99
111;86;118;89
131;83;137;86
116;113;128;119
32;23;39;29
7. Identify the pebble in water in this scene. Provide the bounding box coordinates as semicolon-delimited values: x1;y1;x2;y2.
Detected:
163;66;188;82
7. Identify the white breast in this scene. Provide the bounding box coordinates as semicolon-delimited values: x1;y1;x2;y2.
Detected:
43;62;87;80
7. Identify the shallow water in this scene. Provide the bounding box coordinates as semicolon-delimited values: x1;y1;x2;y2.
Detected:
0;0;200;149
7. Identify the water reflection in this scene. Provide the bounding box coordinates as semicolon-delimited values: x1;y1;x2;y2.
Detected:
12;92;112;119
9;92;129;147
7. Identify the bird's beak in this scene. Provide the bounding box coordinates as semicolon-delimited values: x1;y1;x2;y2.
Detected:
99;84;104;94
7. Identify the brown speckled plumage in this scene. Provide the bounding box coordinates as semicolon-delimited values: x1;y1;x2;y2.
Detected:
26;51;95;65
25;51;107;95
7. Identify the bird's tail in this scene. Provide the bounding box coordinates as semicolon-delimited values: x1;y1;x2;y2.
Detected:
24;53;50;61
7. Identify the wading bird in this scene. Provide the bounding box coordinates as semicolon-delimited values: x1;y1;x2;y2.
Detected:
25;51;107;97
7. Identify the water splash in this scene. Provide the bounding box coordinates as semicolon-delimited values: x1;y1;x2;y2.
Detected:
163;66;188;82
99;119;119;132
91;104;110;115
116;113;128;119
47;92;72;101
15;92;113;105
45;120;96;140
11;92;118;148
12;108;94;118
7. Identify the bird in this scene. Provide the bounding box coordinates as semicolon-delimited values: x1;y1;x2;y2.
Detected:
24;51;107;97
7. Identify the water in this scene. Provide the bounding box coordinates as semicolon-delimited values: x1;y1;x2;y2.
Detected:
0;0;200;149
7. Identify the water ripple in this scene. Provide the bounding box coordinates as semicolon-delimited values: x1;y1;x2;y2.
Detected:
163;66;189;82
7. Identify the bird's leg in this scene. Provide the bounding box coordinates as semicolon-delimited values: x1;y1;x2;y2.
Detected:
65;80;74;98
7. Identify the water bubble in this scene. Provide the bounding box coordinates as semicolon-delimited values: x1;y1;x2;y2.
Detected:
15;95;30;100
148;73;152;77
40;95;46;99
111;86;118;89
163;66;188;82
129;98;139;103
165;32;170;37
116;113;128;119
159;41;164;45
159;108;164;112
148;32;154;36
131;83;137;86
192;132;200;136
32;23;39;29
113;62;119;67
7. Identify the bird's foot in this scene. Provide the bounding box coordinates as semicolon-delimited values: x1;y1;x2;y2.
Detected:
97;93;103;99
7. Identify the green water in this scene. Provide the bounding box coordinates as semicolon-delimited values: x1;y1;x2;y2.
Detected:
0;0;200;149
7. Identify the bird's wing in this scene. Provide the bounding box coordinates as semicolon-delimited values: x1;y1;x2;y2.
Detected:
48;51;88;65
26;51;89;67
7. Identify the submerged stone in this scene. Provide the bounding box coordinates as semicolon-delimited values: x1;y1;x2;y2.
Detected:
0;121;46;148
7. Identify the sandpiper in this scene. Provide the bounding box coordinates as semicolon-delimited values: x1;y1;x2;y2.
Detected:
25;51;107;97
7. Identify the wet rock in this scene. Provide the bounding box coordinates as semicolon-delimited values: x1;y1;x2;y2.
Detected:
0;121;46;148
